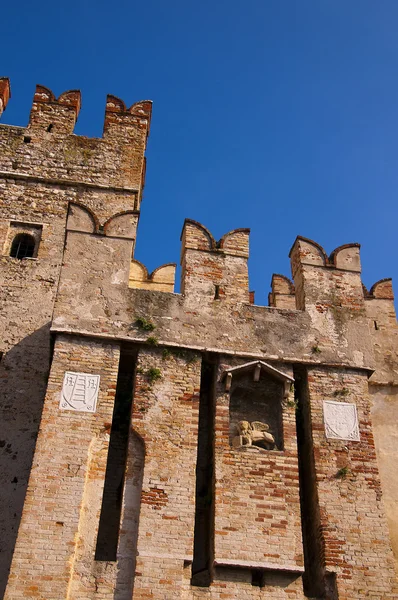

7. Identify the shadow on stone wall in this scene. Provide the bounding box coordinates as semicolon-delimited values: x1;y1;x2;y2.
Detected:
0;324;51;599
114;429;145;599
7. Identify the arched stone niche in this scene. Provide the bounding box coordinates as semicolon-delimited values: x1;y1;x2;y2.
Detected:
224;361;294;452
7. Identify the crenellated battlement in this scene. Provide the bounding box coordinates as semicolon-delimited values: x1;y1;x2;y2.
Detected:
180;219;250;303
28;85;81;134
0;80;151;199
181;218;250;257
2;80;398;600
363;278;394;300
289;236;361;272
289;235;364;312
129;260;176;292
268;274;296;309
0;80;152;139
104;94;152;137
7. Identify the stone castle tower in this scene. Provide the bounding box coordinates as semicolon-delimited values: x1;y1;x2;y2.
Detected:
0;78;397;599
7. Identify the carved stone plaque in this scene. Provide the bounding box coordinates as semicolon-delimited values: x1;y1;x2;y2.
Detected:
323;401;360;441
59;372;100;413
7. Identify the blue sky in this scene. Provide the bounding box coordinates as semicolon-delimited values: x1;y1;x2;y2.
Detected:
2;1;398;302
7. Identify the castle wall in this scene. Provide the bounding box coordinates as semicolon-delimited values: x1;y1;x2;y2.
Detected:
0;85;150;597
52;233;375;373
130;347;202;599
184;569;306;600
304;365;398;599
268;274;296;310
4;335;120;600
213;359;303;571
1;80;398;599
364;280;398;570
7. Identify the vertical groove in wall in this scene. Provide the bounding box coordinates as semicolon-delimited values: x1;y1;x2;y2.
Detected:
294;365;326;598
191;354;217;586
95;346;136;561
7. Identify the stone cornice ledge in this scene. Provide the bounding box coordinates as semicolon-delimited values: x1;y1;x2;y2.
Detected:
214;558;304;572
50;326;375;374
0;169;139;194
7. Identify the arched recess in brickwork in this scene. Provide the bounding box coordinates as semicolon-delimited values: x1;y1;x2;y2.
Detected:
225;362;293;451
115;429;145;598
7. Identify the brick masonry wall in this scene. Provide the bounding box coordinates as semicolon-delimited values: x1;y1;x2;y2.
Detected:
183;568;306;599
0;84;149;596
4;334;120;600
365;283;398;570
213;359;303;572
0;176;68;597
52;225;375;373
131;347;201;599
0;86;150;193
181;221;250;306
2;80;398;600
268;274;296;310
306;365;398;599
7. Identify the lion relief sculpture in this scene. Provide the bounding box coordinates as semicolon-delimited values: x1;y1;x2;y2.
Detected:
232;420;275;450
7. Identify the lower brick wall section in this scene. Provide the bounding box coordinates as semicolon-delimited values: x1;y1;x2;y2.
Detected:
131;347;202;599
307;366;398;599
213;360;303;571
184;568;307;599
4;334;120;600
134;560;309;600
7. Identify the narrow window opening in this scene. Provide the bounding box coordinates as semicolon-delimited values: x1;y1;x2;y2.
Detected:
10;233;36;259
23;136;31;144
374;320;379;331
47;124;54;133
191;355;217;587
95;346;136;561
214;285;220;300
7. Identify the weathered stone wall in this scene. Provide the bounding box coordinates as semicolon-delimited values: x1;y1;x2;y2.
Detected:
184;568;306;599
4;335;120;600
0;83;150;597
131;347;201;599
305;365;398;599
2;79;398;600
268;274;296;310
129;259;176;292
52;230;375;372
181;220;250;305
364;279;398;571
213;359;303;571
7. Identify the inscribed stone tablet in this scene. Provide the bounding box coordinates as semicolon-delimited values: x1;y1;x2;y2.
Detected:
59;371;100;413
323;400;360;441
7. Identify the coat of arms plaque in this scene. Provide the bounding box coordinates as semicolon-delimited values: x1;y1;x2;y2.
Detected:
59;371;100;413
323;400;360;441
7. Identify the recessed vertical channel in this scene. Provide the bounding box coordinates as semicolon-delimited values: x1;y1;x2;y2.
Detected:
294;366;337;599
95;345;136;561
191;354;217;586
